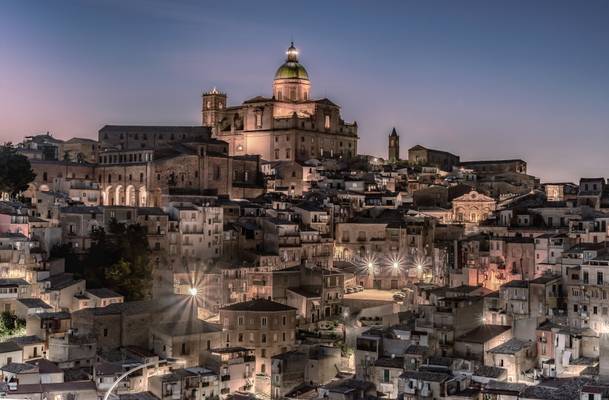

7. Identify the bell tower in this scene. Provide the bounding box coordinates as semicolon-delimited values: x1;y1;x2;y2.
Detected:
202;87;227;127
388;127;400;163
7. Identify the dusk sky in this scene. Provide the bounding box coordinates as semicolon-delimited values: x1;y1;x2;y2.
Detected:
1;0;608;182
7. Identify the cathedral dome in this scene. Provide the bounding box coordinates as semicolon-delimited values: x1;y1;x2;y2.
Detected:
274;42;309;80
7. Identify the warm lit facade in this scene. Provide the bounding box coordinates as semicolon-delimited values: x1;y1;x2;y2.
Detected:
203;43;358;162
451;190;496;224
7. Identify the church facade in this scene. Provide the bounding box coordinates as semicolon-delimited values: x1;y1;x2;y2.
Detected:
202;43;359;162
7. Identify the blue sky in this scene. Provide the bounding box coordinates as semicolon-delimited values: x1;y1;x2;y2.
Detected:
1;0;608;181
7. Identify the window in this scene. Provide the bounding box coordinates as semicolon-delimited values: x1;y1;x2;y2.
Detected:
255;112;262;128
261;334;267;343
598;272;604;285
261;317;267;327
238;316;244;326
285;149;290;159
324;115;330;129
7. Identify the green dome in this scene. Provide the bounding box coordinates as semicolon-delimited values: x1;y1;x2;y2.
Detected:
274;61;309;80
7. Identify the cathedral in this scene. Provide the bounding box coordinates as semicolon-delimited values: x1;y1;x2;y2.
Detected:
202;43;359;161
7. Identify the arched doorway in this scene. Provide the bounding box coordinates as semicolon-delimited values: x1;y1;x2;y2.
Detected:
138;186;147;207
102;186;113;205
114;185;124;206
125;185;136;206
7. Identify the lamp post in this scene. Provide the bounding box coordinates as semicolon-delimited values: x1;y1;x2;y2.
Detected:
103;361;164;400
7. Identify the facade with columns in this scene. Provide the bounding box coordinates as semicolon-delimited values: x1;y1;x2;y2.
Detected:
202;43;359;162
28;128;264;209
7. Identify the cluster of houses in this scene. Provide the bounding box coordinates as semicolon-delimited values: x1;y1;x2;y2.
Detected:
1;123;609;400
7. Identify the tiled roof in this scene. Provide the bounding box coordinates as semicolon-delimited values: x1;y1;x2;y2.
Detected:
220;298;296;312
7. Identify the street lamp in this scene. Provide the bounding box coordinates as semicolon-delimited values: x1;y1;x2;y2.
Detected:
188;287;198;296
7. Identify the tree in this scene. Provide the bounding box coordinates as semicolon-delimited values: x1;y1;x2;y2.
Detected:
0;145;36;198
83;220;153;300
0;311;25;339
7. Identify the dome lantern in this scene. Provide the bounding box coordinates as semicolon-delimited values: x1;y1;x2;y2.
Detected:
286;41;299;62
273;42;311;102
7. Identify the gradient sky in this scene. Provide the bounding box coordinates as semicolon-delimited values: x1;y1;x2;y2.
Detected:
1;0;608;182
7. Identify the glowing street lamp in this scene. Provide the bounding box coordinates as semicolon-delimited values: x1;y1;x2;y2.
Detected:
188;287;198;296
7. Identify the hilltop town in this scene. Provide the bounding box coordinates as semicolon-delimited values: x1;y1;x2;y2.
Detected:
0;43;608;400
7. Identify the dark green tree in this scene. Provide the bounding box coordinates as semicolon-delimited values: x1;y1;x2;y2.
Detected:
84;220;152;300
0;145;36;198
0;311;25;338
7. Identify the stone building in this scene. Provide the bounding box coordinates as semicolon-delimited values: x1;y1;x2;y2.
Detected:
451;190;496;224
59;137;99;163
408;145;460;171
96;133;263;206
459;159;527;175
203;43;358;161
27;127;264;209
219;299;297;375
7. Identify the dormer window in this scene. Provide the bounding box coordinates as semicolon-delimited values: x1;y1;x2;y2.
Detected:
324;115;331;129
